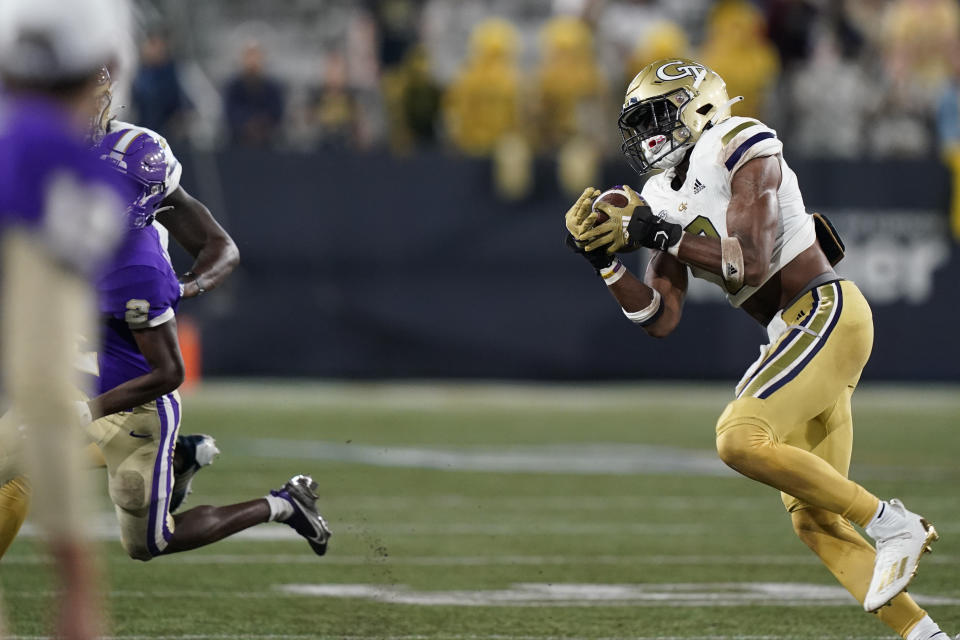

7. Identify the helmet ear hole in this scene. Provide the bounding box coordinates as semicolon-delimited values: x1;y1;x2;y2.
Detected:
696;103;714;115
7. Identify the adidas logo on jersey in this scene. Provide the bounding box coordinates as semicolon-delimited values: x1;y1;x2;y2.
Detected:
693;179;706;194
727;263;738;277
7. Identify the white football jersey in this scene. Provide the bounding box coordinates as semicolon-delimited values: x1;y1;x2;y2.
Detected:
107;119;182;254
639;116;816;308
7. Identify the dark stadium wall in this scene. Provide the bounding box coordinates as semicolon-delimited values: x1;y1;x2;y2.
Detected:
171;149;957;381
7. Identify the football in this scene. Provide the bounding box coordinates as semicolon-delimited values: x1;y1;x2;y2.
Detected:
591;186;631;225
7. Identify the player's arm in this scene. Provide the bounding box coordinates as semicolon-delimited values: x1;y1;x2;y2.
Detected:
606;250;688;338
676;156;779;286
87;319;184;420
155;186;239;299
564;188;688;338
625;156;781;288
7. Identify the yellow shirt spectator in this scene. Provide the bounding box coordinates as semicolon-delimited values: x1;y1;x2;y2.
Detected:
700;0;779;119
443;19;522;156
883;0;960;100
533;16;607;150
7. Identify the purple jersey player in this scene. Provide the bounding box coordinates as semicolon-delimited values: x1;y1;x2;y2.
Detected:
0;94;125;274
79;126;332;561
94;128;181;395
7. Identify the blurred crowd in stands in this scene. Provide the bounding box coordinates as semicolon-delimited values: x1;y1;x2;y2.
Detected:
129;0;960;195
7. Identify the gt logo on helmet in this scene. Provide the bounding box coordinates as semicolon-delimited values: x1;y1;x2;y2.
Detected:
655;61;707;85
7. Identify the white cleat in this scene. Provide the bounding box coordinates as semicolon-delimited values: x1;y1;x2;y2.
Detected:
864;499;939;612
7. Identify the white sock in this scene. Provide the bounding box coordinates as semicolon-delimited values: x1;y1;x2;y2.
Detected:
906;614;946;640
265;494;294;522
865;500;902;537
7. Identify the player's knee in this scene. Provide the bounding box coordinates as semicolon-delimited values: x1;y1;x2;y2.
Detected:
714;399;775;470
715;422;773;471
109;470;147;512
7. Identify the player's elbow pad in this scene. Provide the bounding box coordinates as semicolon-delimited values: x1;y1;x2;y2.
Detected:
622;289;663;326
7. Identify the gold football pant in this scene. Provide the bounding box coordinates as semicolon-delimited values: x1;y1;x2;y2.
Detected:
84;393;182;561
715;280;925;638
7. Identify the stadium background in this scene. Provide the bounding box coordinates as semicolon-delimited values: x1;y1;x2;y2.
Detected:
127;0;960;382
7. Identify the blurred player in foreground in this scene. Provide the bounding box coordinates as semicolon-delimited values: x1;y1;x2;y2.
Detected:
81;119;330;562
0;0;129;636
0;65;238;560
565;58;956;640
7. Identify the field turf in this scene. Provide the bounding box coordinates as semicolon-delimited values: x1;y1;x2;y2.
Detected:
2;382;959;639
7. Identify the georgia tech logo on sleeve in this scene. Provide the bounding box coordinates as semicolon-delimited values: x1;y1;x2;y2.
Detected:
655;61;707;85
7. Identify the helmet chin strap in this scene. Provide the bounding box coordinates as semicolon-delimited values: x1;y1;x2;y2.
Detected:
709;96;744;125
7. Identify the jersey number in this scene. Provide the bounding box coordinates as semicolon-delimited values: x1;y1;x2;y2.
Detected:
683;215;744;294
684;215;720;239
125;299;150;325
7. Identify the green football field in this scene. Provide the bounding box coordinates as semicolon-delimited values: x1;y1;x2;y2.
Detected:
3;382;959;639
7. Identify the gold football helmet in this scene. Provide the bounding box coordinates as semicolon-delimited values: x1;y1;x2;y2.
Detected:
619;58;736;175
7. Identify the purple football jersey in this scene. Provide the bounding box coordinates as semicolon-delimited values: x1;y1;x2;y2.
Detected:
0;94;125;276
96;222;181;394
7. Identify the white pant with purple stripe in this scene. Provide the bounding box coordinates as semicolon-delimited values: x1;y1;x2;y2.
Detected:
85;391;181;560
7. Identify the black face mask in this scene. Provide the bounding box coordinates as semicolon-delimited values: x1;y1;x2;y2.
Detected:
618;90;689;176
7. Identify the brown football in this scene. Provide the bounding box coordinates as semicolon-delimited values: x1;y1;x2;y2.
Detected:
591;187;630;225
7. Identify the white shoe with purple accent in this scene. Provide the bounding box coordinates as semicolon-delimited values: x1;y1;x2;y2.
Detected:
270;474;331;556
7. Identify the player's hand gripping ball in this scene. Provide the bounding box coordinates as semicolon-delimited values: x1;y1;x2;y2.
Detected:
579;185;646;253
563;187;615;272
564;187;601;240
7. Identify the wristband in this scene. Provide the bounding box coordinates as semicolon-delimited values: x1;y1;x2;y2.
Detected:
720;236;745;290
181;271;207;296
600;259;626;286
667;233;684;257
622;288;663;326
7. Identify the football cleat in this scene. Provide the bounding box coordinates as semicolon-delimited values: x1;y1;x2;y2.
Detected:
270;474;331;556
864;499;939;612
170;434;220;513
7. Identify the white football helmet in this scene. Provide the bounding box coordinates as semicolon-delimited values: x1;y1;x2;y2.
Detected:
0;0;131;83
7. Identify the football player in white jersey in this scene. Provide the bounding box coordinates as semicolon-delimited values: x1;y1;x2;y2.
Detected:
565;59;956;640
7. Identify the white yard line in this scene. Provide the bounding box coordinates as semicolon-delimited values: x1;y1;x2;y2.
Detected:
230;438;732;476
7;581;958;609
224;437;957;479
274;582;960;608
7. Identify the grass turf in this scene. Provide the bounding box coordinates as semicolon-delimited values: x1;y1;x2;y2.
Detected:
2;382;958;639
